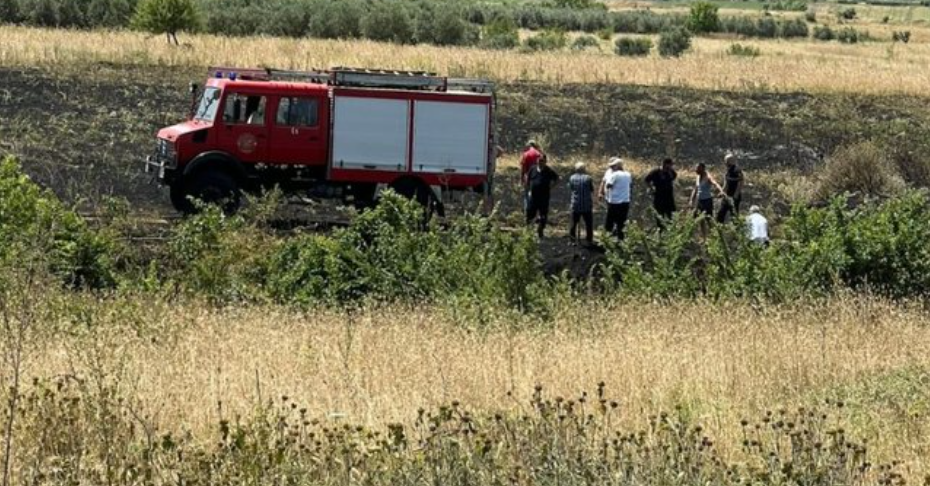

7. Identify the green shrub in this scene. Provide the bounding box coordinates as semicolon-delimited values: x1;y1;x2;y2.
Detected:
255;0;312;37
805;8;817;22
360;0;413;44
571;34;600;50
131;0;200;43
0;156;115;288
839;6;857;20
657;27;691;57
480;17;519;49
307;0;363;39
614;36;652;56
778;18;808;38
523;29;567;51
686;1;719;33
755;16;777;38
597;26;613;39
86;0;137;28
836;26;865;43
892;30;911;43
0;0;19;23
415;6;471;46
19;0;57;26
771;0;807;11
727;43;760;57
813;24;834;40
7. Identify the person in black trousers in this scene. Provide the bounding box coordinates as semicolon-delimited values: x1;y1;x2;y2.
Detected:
567;162;594;245
644;157;678;227
717;153;744;223
525;155;559;238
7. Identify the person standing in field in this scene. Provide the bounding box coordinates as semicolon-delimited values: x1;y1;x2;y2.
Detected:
525;154;559;238
690;162;725;239
644;157;678;225
717;153;744;223
601;157;632;240
567;162;595;246
520;140;544;212
746;205;769;246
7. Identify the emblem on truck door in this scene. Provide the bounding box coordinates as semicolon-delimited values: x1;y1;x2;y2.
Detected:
237;133;258;154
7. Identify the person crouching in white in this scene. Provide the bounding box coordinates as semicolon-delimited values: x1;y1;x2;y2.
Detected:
746;205;769;246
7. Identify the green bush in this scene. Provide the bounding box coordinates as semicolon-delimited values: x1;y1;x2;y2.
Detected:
523;29;568;51
771;0;807;11
805;8;817;22
307;0;363;39
892;30;910;43
361;0;413;44
686;1;719;34
415;5;471;46
778;18;808;38
839;6;857;19
614;36;652;56
571;34;600;50
816;141;904;199
727;43;760;57
657;27;691;57
19;0;57;26
596;26;613;39
836;26;864;43
131;0;200;43
480;17;519;49
0;0;19;23
813;24;834;40
0;156;115;288
86;0;137;28
755;16;777;38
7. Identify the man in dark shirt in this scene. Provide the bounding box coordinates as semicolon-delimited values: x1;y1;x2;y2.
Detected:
644;158;678;225
526;155;559;238
567;162;594;245
717;153;744;223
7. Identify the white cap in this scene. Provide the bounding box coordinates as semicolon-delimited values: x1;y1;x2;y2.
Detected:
574;162;586;172
608;157;623;168
750;205;761;213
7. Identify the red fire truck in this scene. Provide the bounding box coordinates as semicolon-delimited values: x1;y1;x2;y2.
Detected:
145;67;496;214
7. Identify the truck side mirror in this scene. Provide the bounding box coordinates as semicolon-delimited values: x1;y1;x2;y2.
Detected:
188;82;200;119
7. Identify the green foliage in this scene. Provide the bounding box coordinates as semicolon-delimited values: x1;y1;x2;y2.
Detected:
839;6;857;20
657;27;691;57
778;18;808;37
892;30;911;43
87;0;137;28
414;5;472;46
307;0;364;39
361;0;414;44
755;16;777;37
770;0;807;11
551;0;603;8
523;29;567;51
817;141;905;199
570;34;600;50
805;8;817;22
19;0;57;26
836;26;866;43
131;0;199;40
813;24;834;40
0;0;18;22
480;17;519;49
596;26;613;39
614;36;652;56
686;1;719;34
0;156;114;288
727;42;760;57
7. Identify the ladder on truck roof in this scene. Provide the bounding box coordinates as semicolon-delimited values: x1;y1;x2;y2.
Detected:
208;66;494;94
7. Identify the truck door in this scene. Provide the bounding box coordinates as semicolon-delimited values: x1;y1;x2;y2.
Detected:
217;92;269;162
268;96;327;166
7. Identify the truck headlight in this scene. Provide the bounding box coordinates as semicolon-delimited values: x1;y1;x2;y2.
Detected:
158;139;177;163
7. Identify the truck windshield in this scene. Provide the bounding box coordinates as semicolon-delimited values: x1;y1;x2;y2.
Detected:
194;87;221;121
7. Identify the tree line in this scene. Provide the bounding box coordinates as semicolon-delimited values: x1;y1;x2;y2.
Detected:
0;0;816;48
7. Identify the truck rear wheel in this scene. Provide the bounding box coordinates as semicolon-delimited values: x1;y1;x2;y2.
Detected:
179;170;241;214
388;177;445;218
349;183;378;210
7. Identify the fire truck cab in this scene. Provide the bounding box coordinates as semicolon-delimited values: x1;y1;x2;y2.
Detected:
146;67;496;214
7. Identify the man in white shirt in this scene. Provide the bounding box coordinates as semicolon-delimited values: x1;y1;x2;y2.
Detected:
600;157;632;240
746;205;769;246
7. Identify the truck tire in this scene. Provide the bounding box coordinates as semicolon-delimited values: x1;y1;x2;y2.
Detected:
388;177;445;219
349;183;378;210
183;170;241;214
169;181;190;213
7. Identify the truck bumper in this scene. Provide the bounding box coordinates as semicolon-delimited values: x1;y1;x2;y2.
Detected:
144;155;177;184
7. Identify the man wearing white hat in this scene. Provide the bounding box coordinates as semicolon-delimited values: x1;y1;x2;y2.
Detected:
746;205;769;246
600;157;632;240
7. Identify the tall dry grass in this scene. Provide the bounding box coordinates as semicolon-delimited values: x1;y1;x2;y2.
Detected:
22;295;930;474
4;26;930;95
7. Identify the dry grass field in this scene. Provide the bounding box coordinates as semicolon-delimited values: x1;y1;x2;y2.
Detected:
22;296;930;476
4;25;930;95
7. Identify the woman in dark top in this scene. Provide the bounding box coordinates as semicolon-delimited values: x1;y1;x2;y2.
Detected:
645;158;678;222
690;163;724;217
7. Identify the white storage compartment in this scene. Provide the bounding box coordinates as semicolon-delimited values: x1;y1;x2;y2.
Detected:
331;96;409;172
412;101;489;175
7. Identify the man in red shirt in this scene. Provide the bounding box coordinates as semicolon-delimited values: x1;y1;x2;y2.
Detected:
520;140;543;186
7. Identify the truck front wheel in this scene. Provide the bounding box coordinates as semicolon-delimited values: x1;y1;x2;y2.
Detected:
175;170;241;214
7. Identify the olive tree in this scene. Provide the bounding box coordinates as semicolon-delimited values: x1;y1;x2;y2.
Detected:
132;0;199;44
